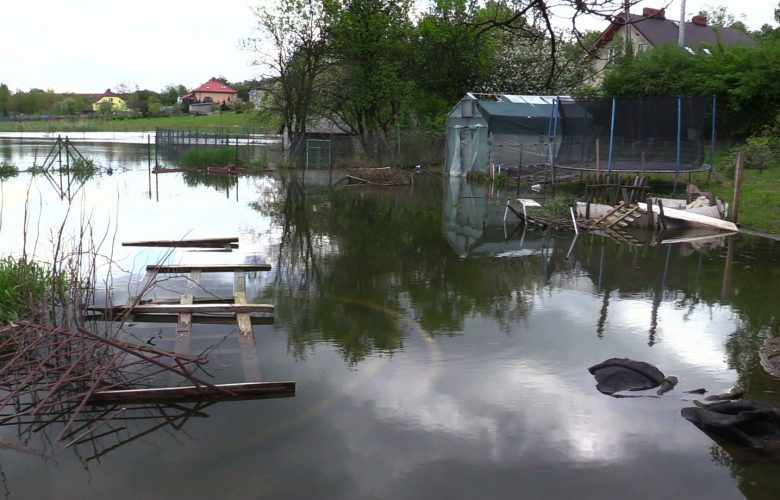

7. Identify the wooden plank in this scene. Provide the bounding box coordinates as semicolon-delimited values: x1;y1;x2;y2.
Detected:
123;270;158;322
233;272;253;336
88;303;275;314
87;381;295;404
605;206;641;228
661;232;736;245
143;296;235;305
637;202;739;232
593;202;624;226
147;264;271;273
92;313;274;325
123;237;238;248
234;270;262;381
175;270;200;360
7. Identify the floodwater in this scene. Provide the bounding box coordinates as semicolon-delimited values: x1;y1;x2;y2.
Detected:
1;135;780;499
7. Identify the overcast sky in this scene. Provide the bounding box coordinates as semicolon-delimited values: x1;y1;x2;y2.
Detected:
1;0;776;94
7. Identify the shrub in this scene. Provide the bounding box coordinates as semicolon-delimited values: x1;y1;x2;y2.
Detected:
69;158;98;180
535;197;573;219
466;170;487;184
0;161;19;178
493;172;509;189
740;136;780;171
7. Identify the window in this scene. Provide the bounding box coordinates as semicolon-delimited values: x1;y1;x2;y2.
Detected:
638;43;649;53
607;48;617;63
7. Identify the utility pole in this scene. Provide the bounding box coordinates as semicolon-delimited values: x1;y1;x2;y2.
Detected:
624;0;632;55
678;0;687;47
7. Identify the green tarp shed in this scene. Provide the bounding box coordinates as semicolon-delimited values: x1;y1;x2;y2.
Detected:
445;94;561;177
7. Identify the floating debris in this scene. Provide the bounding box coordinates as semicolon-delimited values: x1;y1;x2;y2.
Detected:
657;376;678;395
704;385;745;402
588;358;667;395
682;399;780;449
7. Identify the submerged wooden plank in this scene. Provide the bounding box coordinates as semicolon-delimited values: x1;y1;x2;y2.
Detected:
89;303;274;314
123;270;158;322
176;270;201;360
96;313;274;325
147;264;271;273
123;237;238;248
87;381;295;404
233;272;253;337
234;270;262;381
144;296;235;305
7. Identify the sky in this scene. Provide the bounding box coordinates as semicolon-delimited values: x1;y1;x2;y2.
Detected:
1;0;776;94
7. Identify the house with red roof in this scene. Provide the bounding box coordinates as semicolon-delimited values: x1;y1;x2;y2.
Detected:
181;78;238;106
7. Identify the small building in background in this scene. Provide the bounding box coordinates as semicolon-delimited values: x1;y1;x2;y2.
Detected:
181;79;238;107
92;89;127;112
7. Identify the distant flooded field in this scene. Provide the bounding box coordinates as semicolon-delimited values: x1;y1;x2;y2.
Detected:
1;136;779;499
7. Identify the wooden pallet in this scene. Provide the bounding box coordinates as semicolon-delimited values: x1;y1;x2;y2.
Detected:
92;258;277;385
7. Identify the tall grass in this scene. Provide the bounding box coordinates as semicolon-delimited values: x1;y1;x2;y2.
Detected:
0;111;270;134
180;147;244;168
0;256;67;324
0;182;111;329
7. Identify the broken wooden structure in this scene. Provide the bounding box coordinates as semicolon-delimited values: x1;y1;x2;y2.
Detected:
0;238;293;457
584;173;650;206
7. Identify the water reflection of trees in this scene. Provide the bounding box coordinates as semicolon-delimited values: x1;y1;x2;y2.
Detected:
256;175;554;364
257;173;779;370
256;173;780;495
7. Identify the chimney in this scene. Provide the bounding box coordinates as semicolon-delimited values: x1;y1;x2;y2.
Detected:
642;7;666;19
691;15;707;26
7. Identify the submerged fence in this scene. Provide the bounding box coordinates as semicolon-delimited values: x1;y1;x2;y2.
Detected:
154;127;284;167
156;127;444;169
290;129;445;169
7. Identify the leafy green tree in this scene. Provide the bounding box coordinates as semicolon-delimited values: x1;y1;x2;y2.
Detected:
410;0;491;123
9;89;54;115
53;97;78;116
160;84;188;106
245;0;331;140
147;95;162;115
324;0;414;157
697;6;747;31
126;89;159;116
0;84;10;116
97;99;114;119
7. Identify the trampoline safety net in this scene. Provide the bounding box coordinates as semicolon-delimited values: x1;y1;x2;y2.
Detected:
555;96;713;173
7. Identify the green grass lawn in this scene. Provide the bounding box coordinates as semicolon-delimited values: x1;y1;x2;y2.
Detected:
708;167;780;235
0;112;277;133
